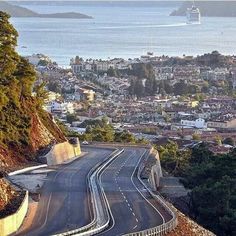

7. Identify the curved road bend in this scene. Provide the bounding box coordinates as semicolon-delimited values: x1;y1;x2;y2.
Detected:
17;146;114;236
99;147;172;236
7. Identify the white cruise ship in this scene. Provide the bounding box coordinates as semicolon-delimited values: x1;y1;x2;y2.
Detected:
186;5;201;24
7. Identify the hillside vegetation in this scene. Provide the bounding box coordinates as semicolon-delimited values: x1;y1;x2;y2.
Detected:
159;141;236;236
0;11;66;217
0;11;66;171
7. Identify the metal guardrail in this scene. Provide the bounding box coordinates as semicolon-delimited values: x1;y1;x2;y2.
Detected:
75;149;124;236
54;149;124;236
8;165;48;176
90;142;152;149
123;149;178;236
54;146;177;236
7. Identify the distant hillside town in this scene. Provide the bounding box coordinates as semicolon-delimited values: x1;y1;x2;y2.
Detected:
25;51;236;154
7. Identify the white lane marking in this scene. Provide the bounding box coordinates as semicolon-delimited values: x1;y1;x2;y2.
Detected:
130;150;166;224
133;225;137;229
38;161;77;231
98;148;128;235
100;149;146;234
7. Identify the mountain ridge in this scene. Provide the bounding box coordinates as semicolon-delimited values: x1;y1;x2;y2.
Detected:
0;1;92;18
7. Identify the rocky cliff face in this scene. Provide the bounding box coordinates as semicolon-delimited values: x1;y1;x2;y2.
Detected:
0;11;67;218
0;179;24;218
0;110;66;172
0;109;66;216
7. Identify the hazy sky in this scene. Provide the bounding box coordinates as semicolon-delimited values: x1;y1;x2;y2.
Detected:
9;0;236;2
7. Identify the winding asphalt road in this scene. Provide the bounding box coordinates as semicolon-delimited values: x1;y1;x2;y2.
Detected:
99;147;172;236
17;146;172;236
17;146;114;236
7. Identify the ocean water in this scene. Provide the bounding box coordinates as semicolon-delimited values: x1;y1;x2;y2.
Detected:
10;2;236;66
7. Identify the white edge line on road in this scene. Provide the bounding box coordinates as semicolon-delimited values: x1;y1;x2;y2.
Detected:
96;150;125;235
130;149;165;224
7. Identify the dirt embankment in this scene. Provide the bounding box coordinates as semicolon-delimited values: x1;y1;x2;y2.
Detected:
0;111;65;172
0;109;65;217
167;209;215;236
0;179;24;218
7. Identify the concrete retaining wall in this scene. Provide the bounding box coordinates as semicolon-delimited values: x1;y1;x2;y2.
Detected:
0;191;28;236
148;149;163;191
46;141;81;165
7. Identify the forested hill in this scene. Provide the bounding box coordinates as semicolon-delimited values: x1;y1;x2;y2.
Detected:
0;11;67;218
0;11;66;172
0;1;92;18
171;1;236;17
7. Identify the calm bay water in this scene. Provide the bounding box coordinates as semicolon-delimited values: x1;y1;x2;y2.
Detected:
11;2;236;66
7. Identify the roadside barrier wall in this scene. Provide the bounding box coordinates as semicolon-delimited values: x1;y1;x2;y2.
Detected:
0;191;28;236
46;141;81;165
148;149;163;190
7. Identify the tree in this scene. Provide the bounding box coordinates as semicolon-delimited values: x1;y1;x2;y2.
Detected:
129;78;135;96
114;130;136;143
215;135;222;146
135;79;145;98
107;67;118;77
0;11;19;83
38;59;49;67
14;57;36;99
0;87;9;109
159;141;191;174
190;142;213;164
223;137;235;146
192;133;201;141
131;63;155;79
48;81;61;94
173;80;189;95
180;145;236;236
158;80;173;95
34;82;49;108
145;77;158;95
66;114;79;124
145;78;153;95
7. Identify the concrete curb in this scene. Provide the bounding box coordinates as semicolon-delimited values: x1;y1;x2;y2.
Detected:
8;165;48;176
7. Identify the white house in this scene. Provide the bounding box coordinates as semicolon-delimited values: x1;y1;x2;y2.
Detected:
25;54;51;66
181;118;206;129
50;101;75;114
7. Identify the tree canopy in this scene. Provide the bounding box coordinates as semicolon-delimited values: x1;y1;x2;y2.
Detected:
159;141;236;236
0;11;38;145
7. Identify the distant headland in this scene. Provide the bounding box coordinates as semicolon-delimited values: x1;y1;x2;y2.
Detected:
0;1;93;19
171;1;236;17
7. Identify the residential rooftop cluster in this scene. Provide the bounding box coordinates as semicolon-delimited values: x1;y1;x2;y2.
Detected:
28;51;236;153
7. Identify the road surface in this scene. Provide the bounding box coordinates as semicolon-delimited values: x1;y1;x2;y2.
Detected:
17;146;114;236
99;147;172;236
